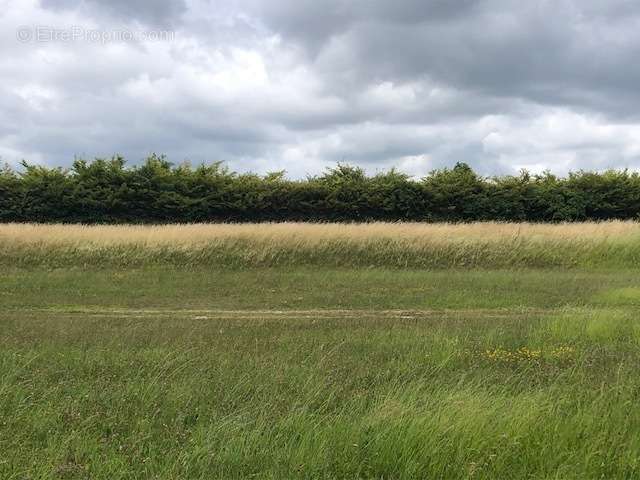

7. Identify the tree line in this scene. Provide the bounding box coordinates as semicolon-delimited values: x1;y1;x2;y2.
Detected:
1;155;640;223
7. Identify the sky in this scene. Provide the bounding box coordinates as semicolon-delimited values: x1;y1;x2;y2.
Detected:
3;0;640;177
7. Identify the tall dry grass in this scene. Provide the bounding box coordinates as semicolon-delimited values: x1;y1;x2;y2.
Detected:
1;221;639;269
2;221;639;245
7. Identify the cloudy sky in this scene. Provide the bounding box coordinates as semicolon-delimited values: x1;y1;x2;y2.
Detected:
3;0;640;177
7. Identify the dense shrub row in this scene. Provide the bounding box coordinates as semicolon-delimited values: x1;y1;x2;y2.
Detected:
2;155;640;222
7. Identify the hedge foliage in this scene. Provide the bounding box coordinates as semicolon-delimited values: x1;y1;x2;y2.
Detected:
2;155;640;222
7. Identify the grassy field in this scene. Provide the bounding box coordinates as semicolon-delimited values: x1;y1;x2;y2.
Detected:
2;223;640;479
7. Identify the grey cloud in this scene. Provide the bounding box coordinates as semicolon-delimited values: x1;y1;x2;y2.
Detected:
39;0;187;27
3;0;640;176
247;0;640;119
245;0;480;54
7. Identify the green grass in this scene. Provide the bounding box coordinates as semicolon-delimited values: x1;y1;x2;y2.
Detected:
2;267;640;478
3;267;640;311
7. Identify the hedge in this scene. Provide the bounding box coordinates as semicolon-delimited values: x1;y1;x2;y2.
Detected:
2;155;640;223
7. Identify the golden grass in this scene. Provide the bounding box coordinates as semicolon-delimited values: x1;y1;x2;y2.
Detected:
2;221;639;269
1;221;638;247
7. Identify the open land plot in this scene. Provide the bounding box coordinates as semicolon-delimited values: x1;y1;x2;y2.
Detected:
2;223;640;479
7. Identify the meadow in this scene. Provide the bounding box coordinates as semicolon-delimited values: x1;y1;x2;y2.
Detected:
2;222;640;479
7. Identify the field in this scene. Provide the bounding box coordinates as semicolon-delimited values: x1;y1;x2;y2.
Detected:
2;222;640;479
